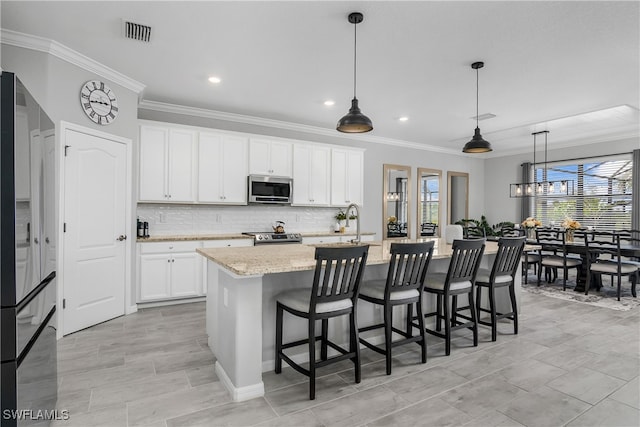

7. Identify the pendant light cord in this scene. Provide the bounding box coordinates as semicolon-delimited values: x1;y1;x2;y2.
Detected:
544;131;548;182
476;67;479;129
353;21;357;99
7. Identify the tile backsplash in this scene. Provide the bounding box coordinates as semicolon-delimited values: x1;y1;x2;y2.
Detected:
137;204;340;236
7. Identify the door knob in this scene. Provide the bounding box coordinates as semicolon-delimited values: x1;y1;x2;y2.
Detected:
116;235;127;241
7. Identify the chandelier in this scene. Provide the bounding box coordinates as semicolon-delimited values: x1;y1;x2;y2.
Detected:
509;130;574;198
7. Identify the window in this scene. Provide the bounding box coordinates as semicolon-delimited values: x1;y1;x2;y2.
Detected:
420;176;440;225
534;154;633;231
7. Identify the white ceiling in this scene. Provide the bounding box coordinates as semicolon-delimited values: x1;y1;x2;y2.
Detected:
2;1;639;156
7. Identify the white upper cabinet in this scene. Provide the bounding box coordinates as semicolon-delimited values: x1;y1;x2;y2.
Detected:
331;148;364;207
249;138;292;177
198;132;248;204
292;143;330;206
138;121;365;207
139;125;197;202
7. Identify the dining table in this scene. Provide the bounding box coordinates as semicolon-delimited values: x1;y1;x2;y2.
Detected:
528;238;640;292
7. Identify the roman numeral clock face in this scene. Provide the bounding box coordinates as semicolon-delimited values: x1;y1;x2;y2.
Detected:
80;80;119;125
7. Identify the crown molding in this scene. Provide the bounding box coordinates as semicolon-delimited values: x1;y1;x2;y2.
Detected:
138;99;463;155
483;128;640;159
1;29;145;94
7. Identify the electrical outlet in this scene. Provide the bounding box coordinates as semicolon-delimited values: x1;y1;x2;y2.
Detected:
216;214;222;223
159;212;166;223
296;214;300;222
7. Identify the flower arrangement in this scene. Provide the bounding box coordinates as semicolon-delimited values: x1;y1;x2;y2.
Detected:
521;217;542;228
561;218;581;229
388;216;397;224
335;210;347;221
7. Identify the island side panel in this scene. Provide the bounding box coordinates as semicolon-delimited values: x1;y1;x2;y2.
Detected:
206;259;265;401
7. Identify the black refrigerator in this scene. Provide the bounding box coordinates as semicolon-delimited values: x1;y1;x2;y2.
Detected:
1;72;58;426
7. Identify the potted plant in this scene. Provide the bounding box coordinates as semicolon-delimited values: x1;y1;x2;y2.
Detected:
334;209;347;232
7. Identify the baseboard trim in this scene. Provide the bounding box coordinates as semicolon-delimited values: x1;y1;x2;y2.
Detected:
136;296;205;309
215;361;265;402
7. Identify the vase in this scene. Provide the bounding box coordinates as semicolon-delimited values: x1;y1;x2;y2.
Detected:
566;229;574;243
526;228;536;240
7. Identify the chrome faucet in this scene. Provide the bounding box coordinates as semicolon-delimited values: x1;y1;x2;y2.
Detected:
345;203;361;244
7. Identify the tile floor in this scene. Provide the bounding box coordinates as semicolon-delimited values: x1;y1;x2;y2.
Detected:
52;285;640;427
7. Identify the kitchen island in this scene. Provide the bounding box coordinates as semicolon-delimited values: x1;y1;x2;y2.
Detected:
197;238;517;402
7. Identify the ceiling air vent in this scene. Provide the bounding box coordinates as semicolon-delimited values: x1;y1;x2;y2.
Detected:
123;20;152;42
471;113;497;121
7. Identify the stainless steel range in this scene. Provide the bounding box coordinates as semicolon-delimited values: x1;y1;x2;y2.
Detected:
242;231;302;245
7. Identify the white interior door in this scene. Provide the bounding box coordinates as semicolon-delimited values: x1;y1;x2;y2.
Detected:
62;128;127;334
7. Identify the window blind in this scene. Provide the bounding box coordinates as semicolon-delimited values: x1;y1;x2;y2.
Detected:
533;154;633;232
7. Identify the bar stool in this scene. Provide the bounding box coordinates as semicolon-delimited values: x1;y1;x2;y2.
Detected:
475;237;526;341
423;239;485;356
358;242;435;375
274;245;369;400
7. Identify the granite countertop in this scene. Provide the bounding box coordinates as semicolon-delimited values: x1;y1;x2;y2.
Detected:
197;238;502;276
138;231;375;243
139;233;252;243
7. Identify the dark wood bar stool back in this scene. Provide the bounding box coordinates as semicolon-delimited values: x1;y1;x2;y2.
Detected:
358;242;435;374
423;239;485;356
475;237;526;341
275;245;369;400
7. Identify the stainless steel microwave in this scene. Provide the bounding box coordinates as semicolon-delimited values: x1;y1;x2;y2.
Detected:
248;175;293;204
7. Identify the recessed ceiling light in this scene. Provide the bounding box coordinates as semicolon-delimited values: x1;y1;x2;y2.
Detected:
398;116;409;122
208;76;221;84
324;100;335;106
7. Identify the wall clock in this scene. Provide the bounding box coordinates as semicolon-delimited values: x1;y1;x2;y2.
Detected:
80;80;118;125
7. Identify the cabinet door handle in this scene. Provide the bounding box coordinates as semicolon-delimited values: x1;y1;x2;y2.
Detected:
116;235;127;241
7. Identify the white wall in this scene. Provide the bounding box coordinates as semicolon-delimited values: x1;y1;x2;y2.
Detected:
1;44;141;314
483;136;640;225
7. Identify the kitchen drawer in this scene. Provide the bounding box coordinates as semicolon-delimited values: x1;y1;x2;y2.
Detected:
139;241;202;254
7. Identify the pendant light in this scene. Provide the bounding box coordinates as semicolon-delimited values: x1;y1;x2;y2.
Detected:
462;61;492;153
509;130;574;197
337;12;373;133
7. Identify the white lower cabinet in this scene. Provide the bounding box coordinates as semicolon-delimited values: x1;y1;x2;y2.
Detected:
138;238;254;302
138;241;202;302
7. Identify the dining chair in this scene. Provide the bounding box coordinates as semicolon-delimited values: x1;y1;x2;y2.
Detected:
498;223;522;237
475;237;526;341
275;245;369;400
536;229;581;290
420;222;437;236
423;239;485;355
585;232;638;300
465;225;486;239
387;223;404;238
358;241;434;374
616;229;640;291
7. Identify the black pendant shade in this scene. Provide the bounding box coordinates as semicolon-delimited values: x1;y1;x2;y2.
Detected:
463;127;492;153
337;98;373;133
337;12;373;134
462;61;492;153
